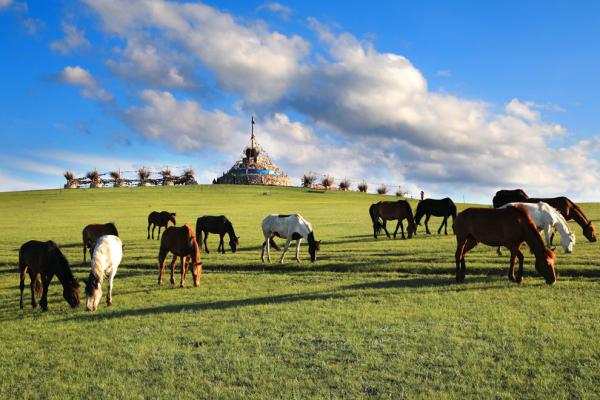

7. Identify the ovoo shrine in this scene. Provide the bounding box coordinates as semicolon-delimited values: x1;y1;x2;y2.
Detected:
216;117;290;186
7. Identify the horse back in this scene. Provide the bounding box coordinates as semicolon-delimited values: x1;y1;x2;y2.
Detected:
161;226;195;257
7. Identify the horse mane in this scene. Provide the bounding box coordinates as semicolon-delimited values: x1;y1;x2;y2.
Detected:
184;224;201;264
568;198;591;224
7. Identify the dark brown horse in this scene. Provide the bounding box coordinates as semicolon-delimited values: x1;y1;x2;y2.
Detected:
414;198;457;235
369;200;416;239
492;189;529;208
195;215;239;254
19;240;80;311
524;197;597;243
493;190;596;242
454;206;556;284
148;211;176;240
82;222;119;263
158;224;202;287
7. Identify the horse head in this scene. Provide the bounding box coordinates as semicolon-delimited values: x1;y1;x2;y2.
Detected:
560;232;576;254
170;213;177;225
535;248;556;285
584;221;596;242
229;236;240;253
308;232;320;262
64;277;81;308
188;233;202;287
83;274;102;311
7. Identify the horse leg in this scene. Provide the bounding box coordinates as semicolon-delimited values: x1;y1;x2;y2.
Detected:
382;221;391;238
507;247;518;283
455;238;467;283
170;255;177;285
157;226;161;240
399;220;406;239
204;232;210;254
19;265;28;309
147;223;151;240
261;236;266;263
424;214;431;234
457;237;477;282
29;271;38;308
158;249;168;285
180;257;187;287
515;248;525;284
295;239;302;263
83;241;87;263
151;224;156;240
439;217;448;235
393;220;401;239
106;275;114;306
40;273;52;311
497;246;503;256
220;234;225;254
280;239;292;264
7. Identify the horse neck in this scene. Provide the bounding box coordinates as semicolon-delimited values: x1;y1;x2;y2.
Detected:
55;260;76;287
414;205;423;224
551;210;571;238
91;256;106;284
569;202;590;228
521;220;548;259
226;223;236;239
404;203;415;226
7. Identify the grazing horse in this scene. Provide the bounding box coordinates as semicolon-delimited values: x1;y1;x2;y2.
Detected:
19;240;80;311
158;224;202;287
498;202;576;254
84;235;122;311
523;197;596;243
369;200;416;239
492;189;529;208
147;211;176;240
261;214;321;263
454;206;556;284
82;222;119;263
195;215;239;254
414;198;457;235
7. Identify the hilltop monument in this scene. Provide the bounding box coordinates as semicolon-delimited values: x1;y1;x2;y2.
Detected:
216;117;290;186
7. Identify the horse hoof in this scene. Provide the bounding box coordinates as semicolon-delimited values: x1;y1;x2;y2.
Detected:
107;301;112;306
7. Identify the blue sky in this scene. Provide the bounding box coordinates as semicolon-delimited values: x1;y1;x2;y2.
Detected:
1;0;599;202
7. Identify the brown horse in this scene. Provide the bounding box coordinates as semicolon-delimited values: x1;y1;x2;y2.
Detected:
19;240;80;311
414;198;457;235
492;189;529;208
158;224;202;287
82;222;119;263
454;206;556;284
369;200;416;239
525;197;597;243
148;211;176;240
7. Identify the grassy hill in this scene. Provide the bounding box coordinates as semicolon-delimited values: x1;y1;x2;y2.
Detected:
0;185;599;399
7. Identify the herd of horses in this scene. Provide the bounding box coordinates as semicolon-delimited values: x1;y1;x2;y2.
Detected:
17;188;597;312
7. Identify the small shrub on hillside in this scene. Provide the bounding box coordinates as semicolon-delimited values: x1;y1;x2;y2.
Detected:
339;179;351;191
377;185;388;195
358;182;368;193
302;174;316;188
322;176;334;189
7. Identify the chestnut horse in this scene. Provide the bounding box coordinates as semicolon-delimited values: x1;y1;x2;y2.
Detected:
147;211;176;240
19;240;80;311
195;215;239;254
82;222;119;263
454;206;556;284
158;224;202;287
369;200;416;239
414;198;457;235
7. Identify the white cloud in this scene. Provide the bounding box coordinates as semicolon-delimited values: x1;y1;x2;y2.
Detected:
0;0;12;10
435;70;451;77
0;170;46;192
55;66;113;102
123;90;246;152
505;98;540;121
50;22;90;54
84;0;309;102
257;2;293;19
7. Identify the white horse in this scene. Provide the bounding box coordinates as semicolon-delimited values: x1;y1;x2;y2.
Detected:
84;235;122;311
260;214;321;263
498;202;576;254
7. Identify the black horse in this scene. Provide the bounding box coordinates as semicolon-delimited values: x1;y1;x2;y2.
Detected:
195;215;239;254
414;198;457;235
19;240;80;311
492;189;529;208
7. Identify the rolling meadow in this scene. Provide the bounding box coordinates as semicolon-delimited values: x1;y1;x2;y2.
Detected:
0;184;599;399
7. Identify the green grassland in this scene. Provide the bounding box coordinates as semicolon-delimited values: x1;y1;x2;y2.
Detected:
0;185;599;399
